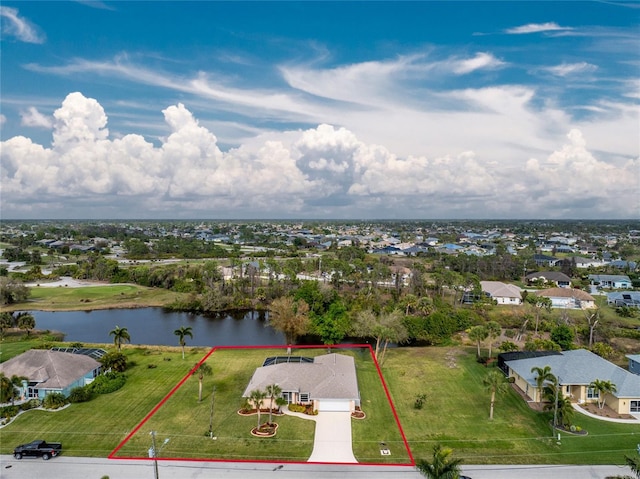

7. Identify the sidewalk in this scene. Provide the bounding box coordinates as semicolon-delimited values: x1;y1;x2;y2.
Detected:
572;403;640;424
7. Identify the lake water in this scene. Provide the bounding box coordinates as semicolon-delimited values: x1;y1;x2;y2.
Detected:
31;308;286;347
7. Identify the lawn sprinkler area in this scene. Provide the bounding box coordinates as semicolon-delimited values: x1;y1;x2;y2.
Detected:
109;344;414;466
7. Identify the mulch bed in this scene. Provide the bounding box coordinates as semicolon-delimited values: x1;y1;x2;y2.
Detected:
578;402;635;420
250;422;278;437
237;408;283;416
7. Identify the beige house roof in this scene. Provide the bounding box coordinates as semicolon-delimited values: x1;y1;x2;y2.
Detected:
480;281;522;299
0;350;100;390
242;353;359;401
534;287;595;301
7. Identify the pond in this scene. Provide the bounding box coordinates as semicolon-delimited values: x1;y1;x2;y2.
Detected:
31;308;286;347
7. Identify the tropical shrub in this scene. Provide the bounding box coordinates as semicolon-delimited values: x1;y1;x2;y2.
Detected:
99;351;127;372
43;392;67;409
68;386;94;403
88;372;126;394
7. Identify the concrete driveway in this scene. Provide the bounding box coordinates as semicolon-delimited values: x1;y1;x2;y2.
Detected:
283;408;357;463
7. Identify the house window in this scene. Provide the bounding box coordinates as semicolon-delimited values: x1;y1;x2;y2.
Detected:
299;393;310;403
631;401;640;413
587;387;599;399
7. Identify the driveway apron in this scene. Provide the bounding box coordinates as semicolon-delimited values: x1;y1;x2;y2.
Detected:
283;408;357;463
308;411;357;463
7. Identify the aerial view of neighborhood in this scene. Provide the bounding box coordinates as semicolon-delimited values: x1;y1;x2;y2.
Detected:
1;1;638;478
0;219;639;478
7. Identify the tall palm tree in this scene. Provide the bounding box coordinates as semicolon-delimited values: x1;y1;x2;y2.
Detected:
109;325;130;352
589;379;617;409
249;389;267;428
544;391;574;428
468;325;488;358
0;312;14;340
16;312;35;337
192;362;213;402
416;444;463;479
174;326;193;359
265;384;282;425
530;365;556;404
485;321;501;358
483;370;509;420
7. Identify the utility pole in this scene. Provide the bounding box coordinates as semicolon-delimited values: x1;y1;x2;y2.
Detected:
553;376;560;442
150;430;159;479
209;385;216;439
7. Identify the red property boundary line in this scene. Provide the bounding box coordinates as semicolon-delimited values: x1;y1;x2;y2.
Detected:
109;343;415;467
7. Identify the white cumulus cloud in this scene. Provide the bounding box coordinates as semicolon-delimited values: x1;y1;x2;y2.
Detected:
1;92;638;219
20;107;53;128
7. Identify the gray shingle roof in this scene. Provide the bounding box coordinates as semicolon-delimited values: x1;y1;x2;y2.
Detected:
0;349;100;390
505;349;640;398
242;353;359;401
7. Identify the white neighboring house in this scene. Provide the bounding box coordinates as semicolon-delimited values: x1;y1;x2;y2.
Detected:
243;353;360;412
534;287;596;309
480;281;523;305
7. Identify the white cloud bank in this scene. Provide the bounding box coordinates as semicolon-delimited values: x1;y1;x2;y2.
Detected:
1;92;638;219
505;22;573;35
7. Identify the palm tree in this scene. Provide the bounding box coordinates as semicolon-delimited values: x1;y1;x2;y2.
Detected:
265;384;282;425
485;321;501;358
416;443;463;479
544;390;574;428
16;312;35;337
174;326;193;359
0;312;14;340
192;362;213;402
249;389;267;429
531;365;555;404
589;379;617;409
468;325;488;358
483;370;509;420
625;455;640;479
109;325;130;352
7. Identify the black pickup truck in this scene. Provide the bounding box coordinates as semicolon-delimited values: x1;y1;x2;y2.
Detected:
13;440;62;460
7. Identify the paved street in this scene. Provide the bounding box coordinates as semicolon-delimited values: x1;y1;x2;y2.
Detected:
0;456;634;479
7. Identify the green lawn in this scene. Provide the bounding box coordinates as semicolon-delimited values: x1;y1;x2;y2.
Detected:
1;284;186;312
1;342;638;465
382;347;640;465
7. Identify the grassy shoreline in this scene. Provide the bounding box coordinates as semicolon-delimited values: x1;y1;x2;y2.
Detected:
0;284;187;312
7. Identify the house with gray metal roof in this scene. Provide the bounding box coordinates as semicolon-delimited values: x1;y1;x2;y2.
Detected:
243;353;360;412
589;274;632;289
505;349;640;415
628;354;640;376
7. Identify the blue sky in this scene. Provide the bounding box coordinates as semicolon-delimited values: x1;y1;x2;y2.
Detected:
1;1;638;219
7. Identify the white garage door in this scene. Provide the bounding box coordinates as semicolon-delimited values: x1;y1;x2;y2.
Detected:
318;399;351;412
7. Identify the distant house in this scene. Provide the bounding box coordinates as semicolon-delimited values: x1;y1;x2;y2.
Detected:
607;291;640;308
525;271;571;288
534;287;596;309
589;274;632;289
533;254;560;267
571;256;606;269
243;353;360;412
505;349;640;414
0;350;102;400
480;281;523;305
628;355;640;376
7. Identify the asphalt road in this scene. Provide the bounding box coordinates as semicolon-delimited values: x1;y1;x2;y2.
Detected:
0;456;634;479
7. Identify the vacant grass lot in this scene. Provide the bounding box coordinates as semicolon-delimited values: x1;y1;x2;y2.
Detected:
1;342;638;465
1;284;186;312
383;347;640;465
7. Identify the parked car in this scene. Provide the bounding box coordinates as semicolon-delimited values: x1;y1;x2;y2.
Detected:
13;440;62;460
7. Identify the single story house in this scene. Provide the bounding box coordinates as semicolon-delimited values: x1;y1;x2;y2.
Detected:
243;353;360;412
534;287;596;309
525;271;571;288
505;349;640;414
628;355;640;376
480;281;523;305
607;291;640;308
0;349;101;400
589;274;632;289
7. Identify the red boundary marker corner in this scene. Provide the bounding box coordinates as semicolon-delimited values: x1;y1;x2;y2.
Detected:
109;343;415;467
